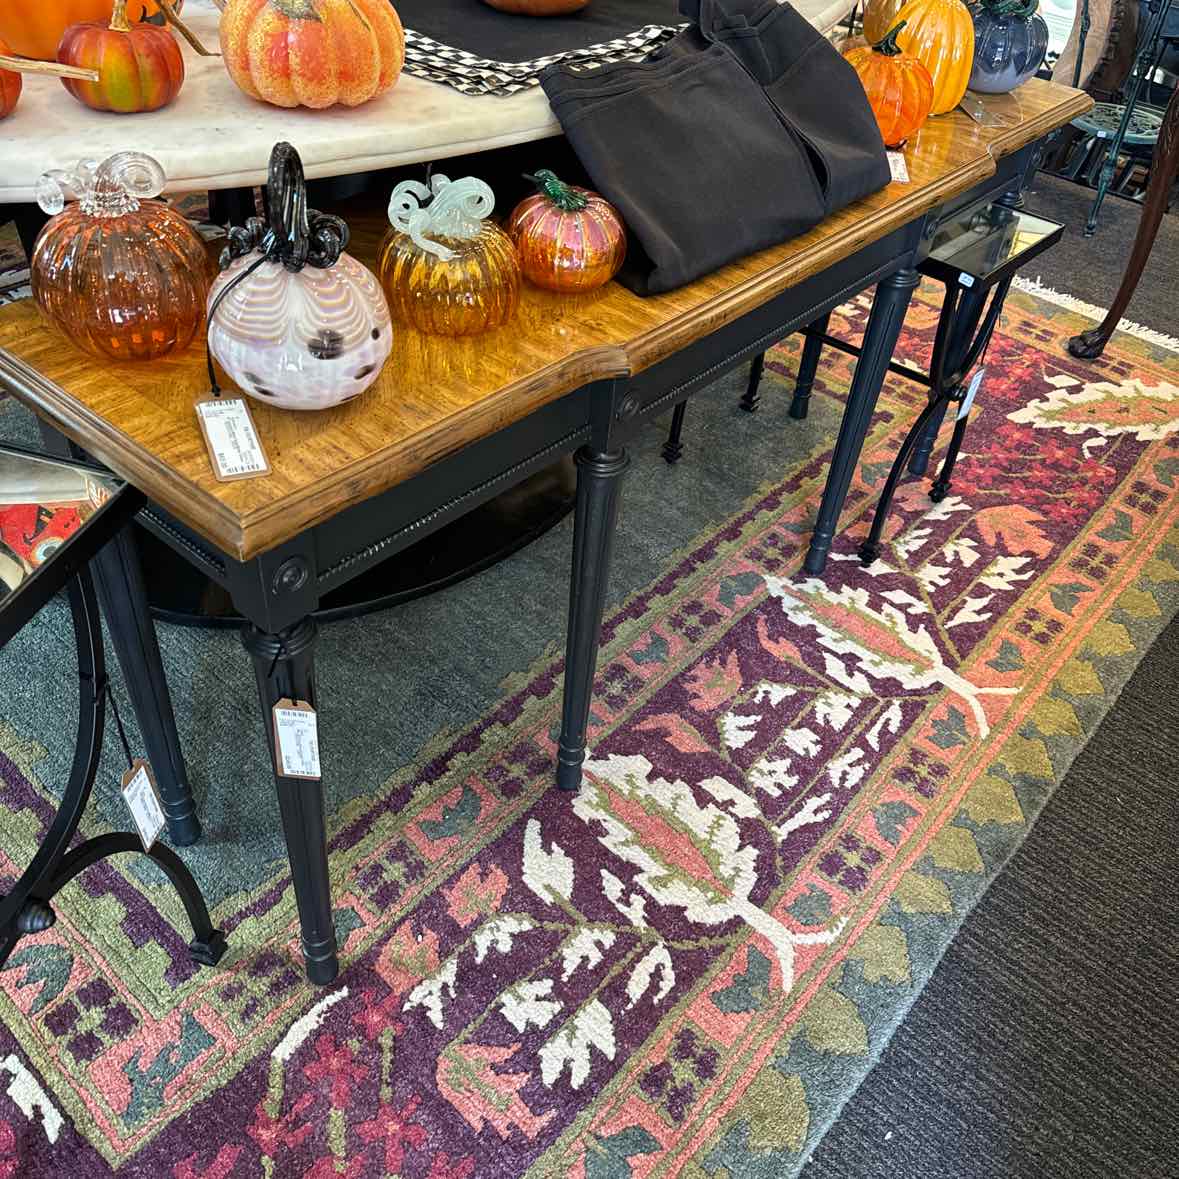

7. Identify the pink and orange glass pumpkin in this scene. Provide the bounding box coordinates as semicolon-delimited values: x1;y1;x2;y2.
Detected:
31;153;213;361
507;170;626;294
843;23;934;148
219;0;405;109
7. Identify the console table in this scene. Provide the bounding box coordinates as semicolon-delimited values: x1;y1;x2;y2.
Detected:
0;76;1091;984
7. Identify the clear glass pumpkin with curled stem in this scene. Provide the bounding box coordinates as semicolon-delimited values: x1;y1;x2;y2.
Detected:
377;175;521;337
31;153;213;362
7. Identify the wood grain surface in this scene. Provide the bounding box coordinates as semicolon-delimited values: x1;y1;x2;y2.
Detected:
0;81;1092;560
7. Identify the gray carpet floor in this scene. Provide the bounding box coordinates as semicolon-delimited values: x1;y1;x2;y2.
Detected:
802;176;1179;1179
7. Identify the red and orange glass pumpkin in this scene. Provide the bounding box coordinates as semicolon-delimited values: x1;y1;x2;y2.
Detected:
507;171;626;294
843;23;934;148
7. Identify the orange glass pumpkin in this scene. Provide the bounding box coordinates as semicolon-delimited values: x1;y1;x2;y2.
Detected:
31;153;213;361
0;41;22;120
220;0;405;110
507;171;626;294
58;0;183;113
0;1;175;62
378;175;521;336
863;0;908;43
891;0;974;115
843;23;934;148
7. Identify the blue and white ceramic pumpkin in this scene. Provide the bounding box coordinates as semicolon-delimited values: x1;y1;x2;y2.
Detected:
968;0;1049;94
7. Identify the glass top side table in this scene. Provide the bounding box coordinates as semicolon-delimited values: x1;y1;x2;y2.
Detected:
0;444;225;970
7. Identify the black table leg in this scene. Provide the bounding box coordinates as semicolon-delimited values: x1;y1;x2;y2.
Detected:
790;312;831;421
662;402;688;464
242;617;338;985
740;352;767;413
804;268;919;575
92;527;201;846
906;398;949;477
556;445;630;792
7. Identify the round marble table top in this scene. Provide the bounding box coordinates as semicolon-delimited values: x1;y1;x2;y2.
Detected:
0;0;852;204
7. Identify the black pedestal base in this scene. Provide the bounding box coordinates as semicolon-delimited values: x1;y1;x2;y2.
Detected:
141;458;578;627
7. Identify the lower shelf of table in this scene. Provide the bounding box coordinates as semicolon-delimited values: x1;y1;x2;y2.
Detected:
140;457;577;628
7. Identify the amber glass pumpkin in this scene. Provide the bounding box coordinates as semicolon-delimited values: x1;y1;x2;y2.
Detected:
378;175;521;337
0;1;176;62
31;154;213;361
844;23;934;148
220;0;405;110
58;0;184;113
863;0;908;43
507;170;625;294
891;0;974;115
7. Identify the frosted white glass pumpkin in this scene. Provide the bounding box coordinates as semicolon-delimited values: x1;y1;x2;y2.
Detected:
206;141;392;412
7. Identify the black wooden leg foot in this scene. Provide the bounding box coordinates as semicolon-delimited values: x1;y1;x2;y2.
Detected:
857;540;881;567
1067;327;1108;360
556;446;630;793
740;353;765;413
790;314;829;422
929;480;951;502
242;618;339;985
662;402;687;465
805;275;918;575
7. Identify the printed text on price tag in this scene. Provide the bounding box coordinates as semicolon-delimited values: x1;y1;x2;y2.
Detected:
273;699;321;780
121;759;166;851
195;398;271;482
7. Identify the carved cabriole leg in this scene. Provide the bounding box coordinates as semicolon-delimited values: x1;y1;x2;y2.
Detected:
790;313;831;421
1069;82;1179;359
556;446;630;792
242;617;338;985
804;268;920;575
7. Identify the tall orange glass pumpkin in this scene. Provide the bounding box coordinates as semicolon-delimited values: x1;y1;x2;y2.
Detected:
0;1;175;61
891;0;974;115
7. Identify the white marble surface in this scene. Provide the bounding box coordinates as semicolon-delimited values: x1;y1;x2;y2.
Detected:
0;0;854;204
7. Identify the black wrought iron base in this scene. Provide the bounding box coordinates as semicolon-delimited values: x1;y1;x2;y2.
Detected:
140;458;578;627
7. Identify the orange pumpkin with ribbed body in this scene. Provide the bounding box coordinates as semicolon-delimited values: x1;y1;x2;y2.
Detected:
891;0;974;115
507;171;626;294
0;40;22;120
844;23;934;148
863;0;908;43
58;0;183;113
0;1;174;62
220;0;405;110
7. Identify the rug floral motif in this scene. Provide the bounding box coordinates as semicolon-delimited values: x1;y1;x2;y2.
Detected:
1;282;1177;1178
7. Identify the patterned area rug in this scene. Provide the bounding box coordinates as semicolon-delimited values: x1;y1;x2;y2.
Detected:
1;278;1177;1178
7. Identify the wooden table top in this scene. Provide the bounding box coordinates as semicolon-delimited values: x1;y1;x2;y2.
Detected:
0;81;1091;562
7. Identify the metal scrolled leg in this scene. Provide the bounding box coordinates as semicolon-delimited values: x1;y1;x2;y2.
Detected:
662;402;688;464
857;392;953;567
556;445;630;792
741;352;766;413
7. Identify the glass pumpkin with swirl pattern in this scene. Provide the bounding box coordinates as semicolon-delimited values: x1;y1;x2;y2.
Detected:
31;153;212;361
377;175;521;337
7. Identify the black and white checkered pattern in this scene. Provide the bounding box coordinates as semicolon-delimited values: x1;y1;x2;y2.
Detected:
402;23;685;97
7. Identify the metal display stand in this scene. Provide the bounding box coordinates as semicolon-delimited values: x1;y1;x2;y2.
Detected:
0;445;225;969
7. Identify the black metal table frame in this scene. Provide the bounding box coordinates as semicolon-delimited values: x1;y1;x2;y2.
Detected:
8;141;1043;986
0;449;225;971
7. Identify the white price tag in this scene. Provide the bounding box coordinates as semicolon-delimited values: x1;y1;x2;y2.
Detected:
121;759;166;851
958;367;986;421
273;699;321;780
887;151;910;184
195;398;271;482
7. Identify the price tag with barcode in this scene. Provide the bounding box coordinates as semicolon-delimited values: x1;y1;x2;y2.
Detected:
958;367;987;421
121;759;166;851
273;699;321;780
195;398;271;482
887;151;910;184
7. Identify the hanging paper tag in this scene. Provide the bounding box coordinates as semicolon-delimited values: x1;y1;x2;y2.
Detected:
121;759;166;851
887;151;910;184
958;367;986;421
195;398;270;482
273;699;321;780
